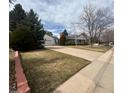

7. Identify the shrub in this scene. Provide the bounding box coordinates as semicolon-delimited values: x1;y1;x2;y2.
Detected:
9;24;37;51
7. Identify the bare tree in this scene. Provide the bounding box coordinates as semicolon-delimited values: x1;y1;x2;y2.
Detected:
80;5;97;47
80;5;114;47
101;29;114;44
94;8;114;45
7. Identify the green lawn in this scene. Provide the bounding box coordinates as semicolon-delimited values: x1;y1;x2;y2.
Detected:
20;49;90;93
68;45;111;53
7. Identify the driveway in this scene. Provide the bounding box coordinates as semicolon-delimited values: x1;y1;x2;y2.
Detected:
46;46;103;61
52;47;114;93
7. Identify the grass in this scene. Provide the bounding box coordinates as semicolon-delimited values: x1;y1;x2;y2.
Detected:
20;49;90;93
68;45;111;53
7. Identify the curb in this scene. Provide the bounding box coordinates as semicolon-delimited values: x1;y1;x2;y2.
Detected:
79;48;113;92
53;48;113;93
14;51;30;93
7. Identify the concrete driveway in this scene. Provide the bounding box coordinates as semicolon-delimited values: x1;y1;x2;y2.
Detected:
46;46;103;61
52;48;114;93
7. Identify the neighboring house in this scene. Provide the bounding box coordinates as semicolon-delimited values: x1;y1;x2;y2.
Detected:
100;30;114;44
43;34;58;46
66;34;88;45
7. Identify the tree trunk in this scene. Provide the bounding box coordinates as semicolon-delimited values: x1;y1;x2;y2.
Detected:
90;38;93;47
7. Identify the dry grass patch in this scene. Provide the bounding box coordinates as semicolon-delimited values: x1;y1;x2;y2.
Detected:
20;49;90;93
69;45;111;53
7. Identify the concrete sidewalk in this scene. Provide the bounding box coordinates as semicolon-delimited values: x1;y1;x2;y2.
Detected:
53;48;114;93
94;55;114;93
46;46;103;61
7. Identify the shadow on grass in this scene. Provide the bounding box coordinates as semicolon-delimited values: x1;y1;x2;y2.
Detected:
20;48;48;53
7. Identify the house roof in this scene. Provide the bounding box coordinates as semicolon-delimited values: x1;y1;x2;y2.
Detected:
44;34;58;40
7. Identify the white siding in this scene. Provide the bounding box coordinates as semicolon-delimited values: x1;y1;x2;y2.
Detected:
44;34;55;46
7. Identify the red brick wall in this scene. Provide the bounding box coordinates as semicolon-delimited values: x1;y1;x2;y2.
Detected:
14;51;30;93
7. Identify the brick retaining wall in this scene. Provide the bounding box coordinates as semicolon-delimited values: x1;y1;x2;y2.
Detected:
14;51;30;93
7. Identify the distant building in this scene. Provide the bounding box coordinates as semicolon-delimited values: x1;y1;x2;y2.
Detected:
66;34;88;45
43;34;58;46
100;30;114;44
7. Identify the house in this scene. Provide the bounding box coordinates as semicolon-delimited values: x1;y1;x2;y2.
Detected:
66;34;88;45
43;34;58;46
99;30;114;46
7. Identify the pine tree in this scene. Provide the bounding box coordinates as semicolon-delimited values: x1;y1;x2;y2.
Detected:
63;29;68;36
9;4;26;31
23;9;45;47
9;4;45;51
9;24;36;51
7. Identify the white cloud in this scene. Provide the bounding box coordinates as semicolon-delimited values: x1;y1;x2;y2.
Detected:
10;0;113;35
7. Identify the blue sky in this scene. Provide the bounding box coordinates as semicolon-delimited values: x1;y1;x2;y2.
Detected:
10;0;113;37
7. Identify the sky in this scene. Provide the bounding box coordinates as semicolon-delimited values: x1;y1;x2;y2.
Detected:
10;0;114;37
